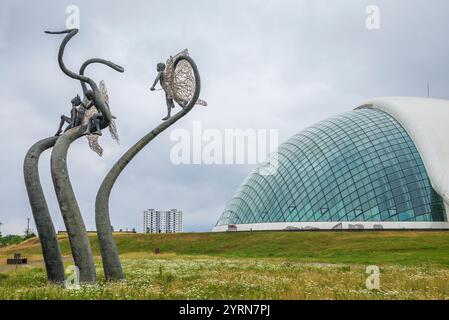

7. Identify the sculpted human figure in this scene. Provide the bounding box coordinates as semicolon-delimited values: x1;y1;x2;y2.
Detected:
84;90;103;136
150;49;207;121
54;94;86;136
54;91;104;138
151;62;182;120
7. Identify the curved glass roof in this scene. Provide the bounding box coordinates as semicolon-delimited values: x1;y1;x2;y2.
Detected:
216;109;446;226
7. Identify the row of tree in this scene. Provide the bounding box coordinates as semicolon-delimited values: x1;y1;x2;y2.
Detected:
0;221;36;247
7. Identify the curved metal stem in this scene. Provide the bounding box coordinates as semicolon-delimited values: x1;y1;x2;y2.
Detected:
45;29;90;83
24;136;65;283
45;29;124;128
95;56;201;281
79;58;125;96
51;125;96;283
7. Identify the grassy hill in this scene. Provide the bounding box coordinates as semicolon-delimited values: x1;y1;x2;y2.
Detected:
3;231;449;299
2;230;449;267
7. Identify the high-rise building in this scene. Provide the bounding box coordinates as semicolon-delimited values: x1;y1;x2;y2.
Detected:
214;97;449;231
143;209;183;233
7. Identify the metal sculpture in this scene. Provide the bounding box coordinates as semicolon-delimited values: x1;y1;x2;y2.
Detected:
96;53;203;281
45;28;123;283
25;28;205;285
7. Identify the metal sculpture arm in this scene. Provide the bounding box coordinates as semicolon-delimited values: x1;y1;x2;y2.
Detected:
44;29;90;83
150;72;162;91
79;58;124;96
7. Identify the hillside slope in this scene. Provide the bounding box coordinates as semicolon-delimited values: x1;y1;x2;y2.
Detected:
2;231;449;266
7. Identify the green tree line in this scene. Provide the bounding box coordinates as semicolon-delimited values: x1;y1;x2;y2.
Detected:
0;221;35;247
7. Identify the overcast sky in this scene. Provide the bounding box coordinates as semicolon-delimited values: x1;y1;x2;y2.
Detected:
1;0;449;235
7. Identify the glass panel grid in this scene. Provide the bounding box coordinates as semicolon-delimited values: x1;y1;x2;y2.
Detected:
216;109;446;226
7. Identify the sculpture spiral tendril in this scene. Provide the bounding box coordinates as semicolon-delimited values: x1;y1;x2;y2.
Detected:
24;136;65;283
51;125;97;283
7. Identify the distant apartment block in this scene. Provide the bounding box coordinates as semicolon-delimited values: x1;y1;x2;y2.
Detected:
143;209;183;233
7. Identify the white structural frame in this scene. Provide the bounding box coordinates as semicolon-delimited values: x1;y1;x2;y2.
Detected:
357;97;449;215
213;221;449;232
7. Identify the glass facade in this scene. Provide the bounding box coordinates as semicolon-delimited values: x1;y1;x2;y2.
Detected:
216;109;446;227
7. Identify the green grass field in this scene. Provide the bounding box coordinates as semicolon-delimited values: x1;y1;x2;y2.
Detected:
1;231;449;299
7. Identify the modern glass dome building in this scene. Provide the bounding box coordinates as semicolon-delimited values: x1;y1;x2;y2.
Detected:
214;97;449;231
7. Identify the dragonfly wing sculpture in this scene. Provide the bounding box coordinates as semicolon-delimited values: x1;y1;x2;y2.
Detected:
100;81;120;143
82;105;103;156
82;80;119;156
164;49;207;107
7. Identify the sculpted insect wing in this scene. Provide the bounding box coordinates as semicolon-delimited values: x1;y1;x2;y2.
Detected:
80;81;112;157
196;99;208;107
82;104;104;157
100;80;120;143
165;49;208;107
99;80;110;104
163;49;189;100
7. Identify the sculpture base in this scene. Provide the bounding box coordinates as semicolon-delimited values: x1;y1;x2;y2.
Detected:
7;258;28;265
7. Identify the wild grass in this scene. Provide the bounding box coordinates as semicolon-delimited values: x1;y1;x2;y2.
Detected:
1;232;449;299
1;254;449;300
